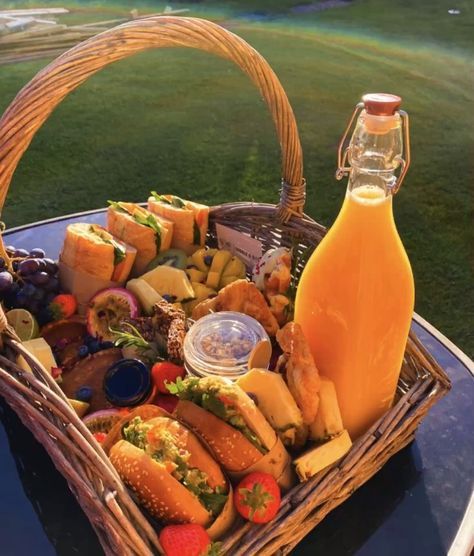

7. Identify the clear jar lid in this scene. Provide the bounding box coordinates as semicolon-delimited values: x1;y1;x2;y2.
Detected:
184;312;270;379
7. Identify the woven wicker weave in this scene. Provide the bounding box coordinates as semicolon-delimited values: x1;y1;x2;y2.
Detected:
0;16;450;556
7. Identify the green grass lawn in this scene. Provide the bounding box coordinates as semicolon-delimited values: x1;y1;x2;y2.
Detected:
0;1;473;356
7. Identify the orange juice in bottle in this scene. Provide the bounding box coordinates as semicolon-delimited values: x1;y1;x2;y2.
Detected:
295;94;414;439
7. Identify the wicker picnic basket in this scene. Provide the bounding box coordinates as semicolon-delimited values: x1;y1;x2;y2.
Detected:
0;16;451;556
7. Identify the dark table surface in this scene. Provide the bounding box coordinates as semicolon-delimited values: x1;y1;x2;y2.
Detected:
0;210;473;556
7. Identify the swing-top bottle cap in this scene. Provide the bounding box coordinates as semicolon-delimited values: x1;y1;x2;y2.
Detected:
362;93;401;116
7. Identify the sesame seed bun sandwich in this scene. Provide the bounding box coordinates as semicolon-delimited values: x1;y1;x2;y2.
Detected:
171;377;295;490
103;405;236;538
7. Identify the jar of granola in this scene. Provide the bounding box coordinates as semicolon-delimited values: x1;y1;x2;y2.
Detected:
183;312;270;379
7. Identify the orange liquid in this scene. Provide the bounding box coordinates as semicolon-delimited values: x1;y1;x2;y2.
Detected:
295;185;414;439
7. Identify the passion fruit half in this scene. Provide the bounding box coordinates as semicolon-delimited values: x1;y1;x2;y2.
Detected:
86;287;139;342
83;409;122;435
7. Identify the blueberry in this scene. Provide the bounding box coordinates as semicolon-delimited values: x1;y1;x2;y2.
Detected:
88;339;100;354
204;255;214;266
78;345;89;358
75;386;93;403
162;294;177;303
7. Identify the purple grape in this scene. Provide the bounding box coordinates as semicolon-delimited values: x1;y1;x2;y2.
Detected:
16;291;29;308
13;248;29;258
43;258;58;275
36;259;47;271
18;258;40;276
45;292;56;304
0;257;6;270
29;271;50;286
12;260;19;272
29;248;45;258
28;300;41;314
32;288;46;302
0;271;13;293
5;245;15;255
21;283;37;298
37;307;53;326
44;277;59;293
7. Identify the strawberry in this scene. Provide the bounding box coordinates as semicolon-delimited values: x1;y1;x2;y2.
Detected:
234;472;281;523
151;361;185;394
159;524;211;556
49;294;77;320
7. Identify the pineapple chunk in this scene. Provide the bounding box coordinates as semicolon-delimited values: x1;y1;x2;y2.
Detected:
141;265;194;301
294;430;352;481
309;376;344;441
237;369;306;447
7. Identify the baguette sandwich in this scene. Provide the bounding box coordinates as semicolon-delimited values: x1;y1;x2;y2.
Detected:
106;406;233;531
107;201;173;275
147;192;209;255
60;223;136;282
171;376;293;488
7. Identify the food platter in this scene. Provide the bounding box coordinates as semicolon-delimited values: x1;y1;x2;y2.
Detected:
0;15;451;556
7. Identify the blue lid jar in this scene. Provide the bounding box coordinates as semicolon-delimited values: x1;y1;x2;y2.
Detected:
104;359;152;407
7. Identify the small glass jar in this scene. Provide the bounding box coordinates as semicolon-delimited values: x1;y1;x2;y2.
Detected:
104;359;153;407
183;311;270;380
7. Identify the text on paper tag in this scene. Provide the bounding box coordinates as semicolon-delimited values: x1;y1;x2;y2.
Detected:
216;223;263;270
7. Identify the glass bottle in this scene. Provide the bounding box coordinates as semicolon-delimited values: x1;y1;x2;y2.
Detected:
295;94;414;439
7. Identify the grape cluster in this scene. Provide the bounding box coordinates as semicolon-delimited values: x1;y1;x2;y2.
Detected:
0;245;60;324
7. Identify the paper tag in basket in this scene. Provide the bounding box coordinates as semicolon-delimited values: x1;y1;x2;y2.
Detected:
216;224;263;270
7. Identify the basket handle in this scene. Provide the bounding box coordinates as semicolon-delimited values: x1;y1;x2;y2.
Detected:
0;16;305;222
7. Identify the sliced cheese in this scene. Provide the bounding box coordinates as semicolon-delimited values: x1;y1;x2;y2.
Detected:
17;338;59;380
294;429;352;481
309;376;344;441
237;369;305;446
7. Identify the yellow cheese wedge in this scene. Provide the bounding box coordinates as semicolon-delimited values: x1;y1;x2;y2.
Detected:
17;338;59;380
309;376;344;441
294;430;352;481
237;369;305;447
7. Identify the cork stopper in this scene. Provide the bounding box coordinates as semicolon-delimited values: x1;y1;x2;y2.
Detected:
362;93;401;116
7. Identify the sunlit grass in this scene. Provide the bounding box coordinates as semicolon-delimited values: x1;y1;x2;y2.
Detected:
0;1;472;354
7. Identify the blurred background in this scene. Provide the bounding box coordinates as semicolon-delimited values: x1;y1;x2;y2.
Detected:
0;0;473;355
